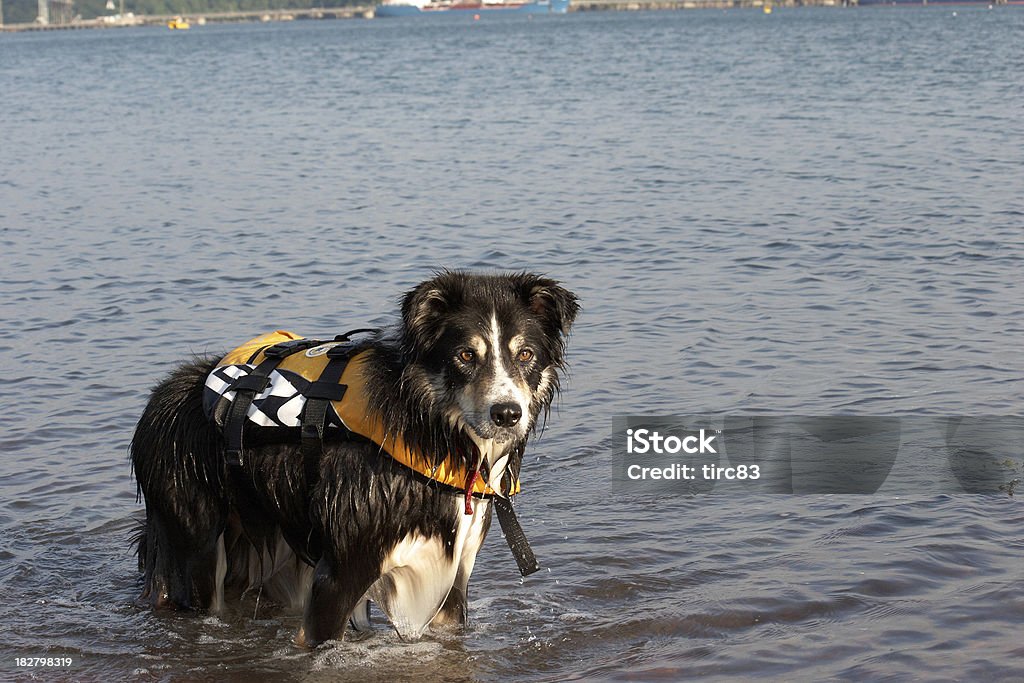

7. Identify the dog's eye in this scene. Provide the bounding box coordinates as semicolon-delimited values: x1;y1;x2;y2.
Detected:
458;350;476;364
517;349;534;363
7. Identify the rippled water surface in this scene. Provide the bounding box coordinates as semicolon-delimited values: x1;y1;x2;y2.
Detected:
2;8;1023;680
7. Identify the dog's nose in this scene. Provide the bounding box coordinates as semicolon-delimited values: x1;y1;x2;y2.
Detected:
490;402;522;428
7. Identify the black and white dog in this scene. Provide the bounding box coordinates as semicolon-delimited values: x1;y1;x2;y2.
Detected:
130;271;578;647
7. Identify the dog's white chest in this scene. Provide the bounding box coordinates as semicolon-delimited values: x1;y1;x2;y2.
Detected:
365;497;490;640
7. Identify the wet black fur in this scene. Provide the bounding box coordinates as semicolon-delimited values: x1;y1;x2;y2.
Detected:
130;271;578;647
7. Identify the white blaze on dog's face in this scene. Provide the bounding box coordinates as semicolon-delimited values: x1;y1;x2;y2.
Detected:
453;312;533;450
402;272;579;469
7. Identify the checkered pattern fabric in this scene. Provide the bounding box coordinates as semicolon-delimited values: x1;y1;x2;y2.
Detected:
203;364;344;429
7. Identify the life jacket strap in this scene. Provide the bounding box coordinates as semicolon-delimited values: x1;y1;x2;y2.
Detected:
494;496;540;577
263;337;329;359
300;347;353;486
224;352;286;468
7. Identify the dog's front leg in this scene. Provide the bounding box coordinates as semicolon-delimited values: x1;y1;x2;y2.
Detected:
296;556;377;648
430;542;485;629
370;560;459;641
374;500;492;639
429;569;469;628
431;499;492;629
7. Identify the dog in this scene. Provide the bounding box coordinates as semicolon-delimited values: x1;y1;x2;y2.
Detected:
130;271;578;647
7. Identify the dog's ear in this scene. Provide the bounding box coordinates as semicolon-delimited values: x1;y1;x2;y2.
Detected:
402;274;458;348
521;275;579;338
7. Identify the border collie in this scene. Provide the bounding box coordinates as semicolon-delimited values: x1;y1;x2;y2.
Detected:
130;271;579;647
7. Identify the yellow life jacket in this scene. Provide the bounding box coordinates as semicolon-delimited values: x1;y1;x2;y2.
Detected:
214;330;519;497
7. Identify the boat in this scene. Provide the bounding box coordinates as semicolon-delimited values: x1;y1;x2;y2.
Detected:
375;0;569;17
167;16;190;29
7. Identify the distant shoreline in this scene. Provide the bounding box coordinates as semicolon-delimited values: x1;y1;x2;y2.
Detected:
1;0;1016;33
0;8;374;32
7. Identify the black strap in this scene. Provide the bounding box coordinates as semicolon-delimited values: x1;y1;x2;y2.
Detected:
224;354;283;468
300;353;351;485
263;338;326;358
223;337;328;468
493;496;540;577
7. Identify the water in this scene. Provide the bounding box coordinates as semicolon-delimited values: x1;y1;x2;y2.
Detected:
2;8;1023;680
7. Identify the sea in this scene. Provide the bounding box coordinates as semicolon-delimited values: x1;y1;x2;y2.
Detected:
1;7;1023;680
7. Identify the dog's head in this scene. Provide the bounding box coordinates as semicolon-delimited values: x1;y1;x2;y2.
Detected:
401;271;579;455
